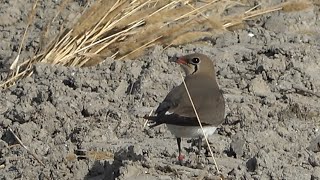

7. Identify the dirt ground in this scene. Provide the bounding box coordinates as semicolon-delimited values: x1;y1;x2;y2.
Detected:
1;0;320;180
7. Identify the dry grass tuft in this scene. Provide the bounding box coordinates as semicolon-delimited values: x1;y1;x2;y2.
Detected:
282;0;312;12
1;0;313;88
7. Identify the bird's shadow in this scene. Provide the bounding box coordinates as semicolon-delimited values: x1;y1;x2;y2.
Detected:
84;145;144;180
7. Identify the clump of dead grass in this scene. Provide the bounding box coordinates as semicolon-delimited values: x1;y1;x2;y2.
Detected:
1;0;312;88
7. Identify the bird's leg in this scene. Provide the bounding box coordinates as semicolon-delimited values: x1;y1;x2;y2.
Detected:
196;137;203;165
197;137;202;155
177;137;184;165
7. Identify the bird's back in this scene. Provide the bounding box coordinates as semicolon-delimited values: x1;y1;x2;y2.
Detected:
170;74;225;126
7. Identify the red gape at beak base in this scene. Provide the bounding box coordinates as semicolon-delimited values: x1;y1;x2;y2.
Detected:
176;57;187;65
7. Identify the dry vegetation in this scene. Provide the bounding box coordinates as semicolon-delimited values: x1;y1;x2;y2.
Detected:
1;0;312;88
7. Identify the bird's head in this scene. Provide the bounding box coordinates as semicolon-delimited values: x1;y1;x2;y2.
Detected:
172;53;215;77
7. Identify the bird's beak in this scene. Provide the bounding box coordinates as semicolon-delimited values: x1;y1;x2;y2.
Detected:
170;56;192;75
169;56;178;63
175;57;187;65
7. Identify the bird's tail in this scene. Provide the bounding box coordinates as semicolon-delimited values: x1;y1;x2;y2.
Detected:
143;115;163;128
144;114;208;127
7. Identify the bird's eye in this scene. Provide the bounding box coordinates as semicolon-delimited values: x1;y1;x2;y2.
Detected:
191;58;200;64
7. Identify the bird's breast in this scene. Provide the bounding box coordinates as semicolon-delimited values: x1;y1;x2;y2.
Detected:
166;124;217;138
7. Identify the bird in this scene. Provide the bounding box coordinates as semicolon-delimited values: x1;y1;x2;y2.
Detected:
144;53;225;164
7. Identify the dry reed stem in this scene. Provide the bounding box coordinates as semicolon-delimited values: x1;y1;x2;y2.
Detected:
66;150;114;161
10;0;39;71
39;0;73;51
144;110;154;128
222;0;312;28
282;0;312;12
1;0;312;88
292;85;320;98
8;127;51;179
179;71;222;178
8;127;47;167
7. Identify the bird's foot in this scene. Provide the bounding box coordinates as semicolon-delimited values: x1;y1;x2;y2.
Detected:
178;154;185;165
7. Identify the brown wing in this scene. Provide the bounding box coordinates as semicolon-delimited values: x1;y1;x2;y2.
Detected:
177;75;225;126
147;75;225;127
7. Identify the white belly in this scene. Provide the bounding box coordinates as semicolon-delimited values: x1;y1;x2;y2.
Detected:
166;124;217;138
